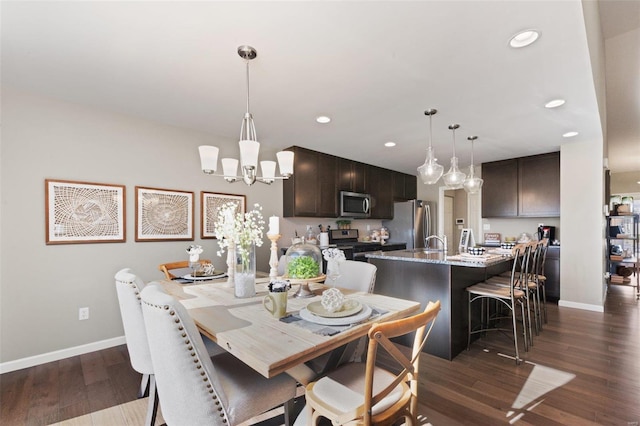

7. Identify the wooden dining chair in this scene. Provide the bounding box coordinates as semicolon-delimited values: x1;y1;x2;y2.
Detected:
158;259;212;280
140;283;298;426
114;268;159;426
304;300;441;425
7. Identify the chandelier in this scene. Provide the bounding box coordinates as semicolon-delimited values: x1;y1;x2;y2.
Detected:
198;46;294;185
417;109;444;184
442;124;466;189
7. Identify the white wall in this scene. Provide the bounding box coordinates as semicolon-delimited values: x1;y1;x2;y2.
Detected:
0;89;284;367
559;140;605;310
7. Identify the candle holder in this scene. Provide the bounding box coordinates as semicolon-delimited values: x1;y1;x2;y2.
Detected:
267;234;281;281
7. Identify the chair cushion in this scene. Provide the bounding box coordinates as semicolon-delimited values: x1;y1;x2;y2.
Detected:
311;362;404;416
467;282;525;299
212;352;297;425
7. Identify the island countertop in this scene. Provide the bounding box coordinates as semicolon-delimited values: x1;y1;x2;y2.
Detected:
365;249;512;268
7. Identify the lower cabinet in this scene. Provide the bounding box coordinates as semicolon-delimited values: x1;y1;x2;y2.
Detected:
544;246;560;300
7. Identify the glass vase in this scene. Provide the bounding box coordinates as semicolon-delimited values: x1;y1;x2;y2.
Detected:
235;242;256;298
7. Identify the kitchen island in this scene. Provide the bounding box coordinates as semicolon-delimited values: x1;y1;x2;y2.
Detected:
366;249;511;360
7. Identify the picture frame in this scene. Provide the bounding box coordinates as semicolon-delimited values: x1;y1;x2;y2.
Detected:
201;192;246;239
136;186;194;241
45;179;126;245
459;228;476;252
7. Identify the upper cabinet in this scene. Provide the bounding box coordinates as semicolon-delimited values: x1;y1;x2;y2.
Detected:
337;158;366;194
392;171;417;202
482;152;560;218
283;146;337;217
283;146;416;218
481;159;519;217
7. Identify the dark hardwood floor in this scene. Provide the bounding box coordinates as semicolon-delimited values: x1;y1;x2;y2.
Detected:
1;284;638;425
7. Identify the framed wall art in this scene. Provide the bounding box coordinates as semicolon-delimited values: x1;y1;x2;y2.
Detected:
136;186;194;241
201;192;246;239
459;228;476;253
45;179;126;244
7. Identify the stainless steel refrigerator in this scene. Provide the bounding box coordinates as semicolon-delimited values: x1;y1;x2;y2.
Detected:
382;200;437;249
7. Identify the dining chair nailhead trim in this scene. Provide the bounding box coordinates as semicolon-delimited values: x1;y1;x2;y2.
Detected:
150;300;230;424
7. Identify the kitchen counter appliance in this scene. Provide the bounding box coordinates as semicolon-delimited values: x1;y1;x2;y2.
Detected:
382;200;437;250
327;229;406;262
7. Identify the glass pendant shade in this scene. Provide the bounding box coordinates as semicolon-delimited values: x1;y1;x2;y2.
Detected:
463;136;483;194
443;156;466;189
418;146;444;184
417;108;444;184
442;124;466;189
199;146;219;173
463;164;483;194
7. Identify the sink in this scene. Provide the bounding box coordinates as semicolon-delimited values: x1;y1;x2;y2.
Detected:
405;248;444;254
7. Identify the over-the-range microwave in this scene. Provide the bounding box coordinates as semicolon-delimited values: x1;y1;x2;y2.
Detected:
339;191;371;218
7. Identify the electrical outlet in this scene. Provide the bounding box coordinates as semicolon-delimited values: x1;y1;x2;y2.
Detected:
79;307;89;321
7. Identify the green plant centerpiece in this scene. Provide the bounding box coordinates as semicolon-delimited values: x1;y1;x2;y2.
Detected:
287;255;320;279
284;242;323;298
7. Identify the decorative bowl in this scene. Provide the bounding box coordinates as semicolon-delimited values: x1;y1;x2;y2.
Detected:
467;247;486;256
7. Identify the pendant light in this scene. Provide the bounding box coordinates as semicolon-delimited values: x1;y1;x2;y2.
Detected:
463;136;483;194
442;124;466;189
417;109;445;184
198;45;294;185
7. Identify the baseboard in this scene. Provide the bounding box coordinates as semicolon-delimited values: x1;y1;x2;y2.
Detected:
0;336;126;374
558;299;604;312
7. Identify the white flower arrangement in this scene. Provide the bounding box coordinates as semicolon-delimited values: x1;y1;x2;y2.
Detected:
186;244;203;263
214;202;265;266
322;248;346;263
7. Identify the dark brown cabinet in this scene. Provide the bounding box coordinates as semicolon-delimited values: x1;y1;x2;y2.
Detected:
481;159;518;217
482;152;559;218
337;158;366;193
544;246;560;300
284;146;415;218
367;166;394;219
518;152;560;217
283;146;337;217
392;171;417;202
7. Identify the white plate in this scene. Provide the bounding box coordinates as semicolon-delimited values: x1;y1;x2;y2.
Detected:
182;273;226;281
299;304;372;326
306;300;362;318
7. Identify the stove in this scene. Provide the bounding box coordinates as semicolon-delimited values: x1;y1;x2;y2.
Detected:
329;229;383;261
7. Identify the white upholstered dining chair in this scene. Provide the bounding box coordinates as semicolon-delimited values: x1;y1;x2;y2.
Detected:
140;283;298;426
323;260;377;293
114;268;159;426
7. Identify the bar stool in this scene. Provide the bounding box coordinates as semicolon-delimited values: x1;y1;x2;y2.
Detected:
466;246;529;364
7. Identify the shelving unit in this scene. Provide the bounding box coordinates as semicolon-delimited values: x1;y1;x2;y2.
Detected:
606;213;639;299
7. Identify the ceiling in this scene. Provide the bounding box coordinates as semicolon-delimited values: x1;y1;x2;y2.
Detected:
2;1;638;176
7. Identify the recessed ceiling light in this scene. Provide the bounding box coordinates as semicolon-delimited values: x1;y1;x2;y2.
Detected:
562;131;579;138
385;142;396;147
509;29;540;48
316;116;331;124
545;99;566;108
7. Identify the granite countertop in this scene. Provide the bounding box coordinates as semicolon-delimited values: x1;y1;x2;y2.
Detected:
365;249;512;268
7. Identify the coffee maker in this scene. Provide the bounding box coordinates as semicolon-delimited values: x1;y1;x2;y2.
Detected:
537;225;556;241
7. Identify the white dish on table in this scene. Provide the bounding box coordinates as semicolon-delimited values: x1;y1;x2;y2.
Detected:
299;303;372;326
306;299;362;318
182;272;226;281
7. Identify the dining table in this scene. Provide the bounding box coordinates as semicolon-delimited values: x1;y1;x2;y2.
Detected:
158;276;421;385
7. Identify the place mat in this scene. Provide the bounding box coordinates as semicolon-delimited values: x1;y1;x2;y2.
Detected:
280;306;387;336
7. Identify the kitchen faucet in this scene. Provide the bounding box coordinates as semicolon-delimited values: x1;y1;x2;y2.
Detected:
425;235;447;253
